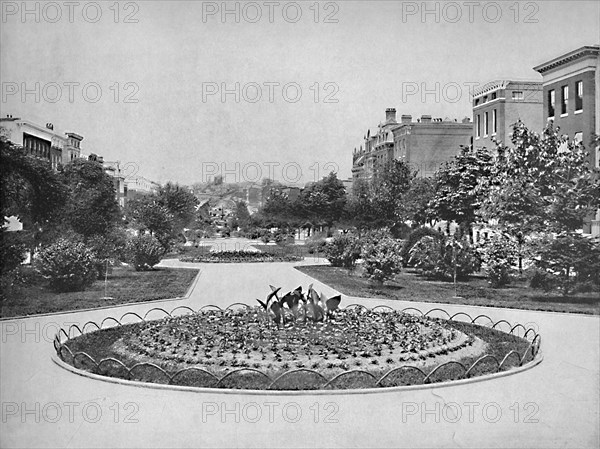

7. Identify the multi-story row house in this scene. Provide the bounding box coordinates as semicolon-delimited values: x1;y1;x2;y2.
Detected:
471;45;599;236
472;80;544;150
351;108;473;185
0;115;83;170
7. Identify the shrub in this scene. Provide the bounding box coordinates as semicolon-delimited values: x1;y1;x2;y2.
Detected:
87;227;128;278
360;233;403;283
409;233;480;281
35;238;98;292
528;268;556;292
0;230;28;274
532;233;600;294
400;226;444;266
475;234;517;288
125;234;165;271
306;237;327;254
325;234;361;268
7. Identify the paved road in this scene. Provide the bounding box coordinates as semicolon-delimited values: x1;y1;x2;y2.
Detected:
1;259;598;448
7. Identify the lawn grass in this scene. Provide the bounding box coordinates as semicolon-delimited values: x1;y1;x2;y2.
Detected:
1;266;199;318
295;265;600;315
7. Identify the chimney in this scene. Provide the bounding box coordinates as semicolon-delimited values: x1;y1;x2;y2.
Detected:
385;108;397;123
421;115;432;123
401;114;412;124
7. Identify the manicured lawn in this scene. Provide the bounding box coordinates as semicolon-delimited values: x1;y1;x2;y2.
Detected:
295;265;600;315
0;266;199;318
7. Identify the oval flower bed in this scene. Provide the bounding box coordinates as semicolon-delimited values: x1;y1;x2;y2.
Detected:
55;286;541;391
180;250;302;263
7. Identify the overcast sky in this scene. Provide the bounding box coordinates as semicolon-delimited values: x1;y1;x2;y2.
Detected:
1;0;599;185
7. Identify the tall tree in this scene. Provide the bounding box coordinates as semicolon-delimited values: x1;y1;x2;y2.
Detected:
156;182;198;236
0;136;67;254
370;159;416;226
429;146;495;227
297;172;347;230
126;194;175;248
479;122;600;234
60;158;121;238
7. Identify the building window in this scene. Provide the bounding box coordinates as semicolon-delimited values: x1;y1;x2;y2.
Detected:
575;81;583;112
484;111;489;137
491;92;497;100
561;85;568;115
475;99;480;106
512;91;524;100
483;96;487;103
548;89;555;118
492;109;497;134
476;114;481;138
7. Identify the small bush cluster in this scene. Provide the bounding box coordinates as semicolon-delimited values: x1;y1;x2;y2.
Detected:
325;234;361;268
360;232;403;283
125;234;165;271
35;238;98;292
400;226;444;266
305;236;327;254
475;234;517;288
408;232;480;281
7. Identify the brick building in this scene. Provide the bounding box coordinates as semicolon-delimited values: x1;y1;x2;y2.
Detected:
534;45;600;236
352;108;473;185
472;80;543;149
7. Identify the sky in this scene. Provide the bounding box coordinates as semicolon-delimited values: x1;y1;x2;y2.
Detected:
1;0;599;186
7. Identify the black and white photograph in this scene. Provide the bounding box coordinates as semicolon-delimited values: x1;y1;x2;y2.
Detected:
1;1;599;448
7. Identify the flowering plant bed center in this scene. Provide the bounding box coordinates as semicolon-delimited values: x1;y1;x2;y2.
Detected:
85;308;484;377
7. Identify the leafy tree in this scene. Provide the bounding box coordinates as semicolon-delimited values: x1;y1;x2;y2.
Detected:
297;172;347;230
343;177;377;231
60;158;121;239
233;201;251;229
370;159;415;225
403;177;435;225
429;146;494;227
0;136;67;254
479;122;600;234
535;233;600;295
126;194;175;248
156;182;198;236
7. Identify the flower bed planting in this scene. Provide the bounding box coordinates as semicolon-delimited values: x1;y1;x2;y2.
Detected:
179;250;302;263
55;286;541;390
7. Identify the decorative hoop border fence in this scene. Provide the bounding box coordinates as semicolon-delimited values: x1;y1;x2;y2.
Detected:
53;304;542;392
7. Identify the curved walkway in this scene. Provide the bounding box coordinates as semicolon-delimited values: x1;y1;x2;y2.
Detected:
1;258;598;448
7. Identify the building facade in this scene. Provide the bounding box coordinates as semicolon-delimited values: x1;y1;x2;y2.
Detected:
126;175;160;200
0;115;84;170
352;108;473;185
534;45;600;236
472;80;543;149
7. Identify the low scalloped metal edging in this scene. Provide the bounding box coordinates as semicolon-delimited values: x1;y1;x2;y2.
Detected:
52;303;543;393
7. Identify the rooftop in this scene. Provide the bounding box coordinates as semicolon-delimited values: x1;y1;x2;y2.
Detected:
533;45;600;74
